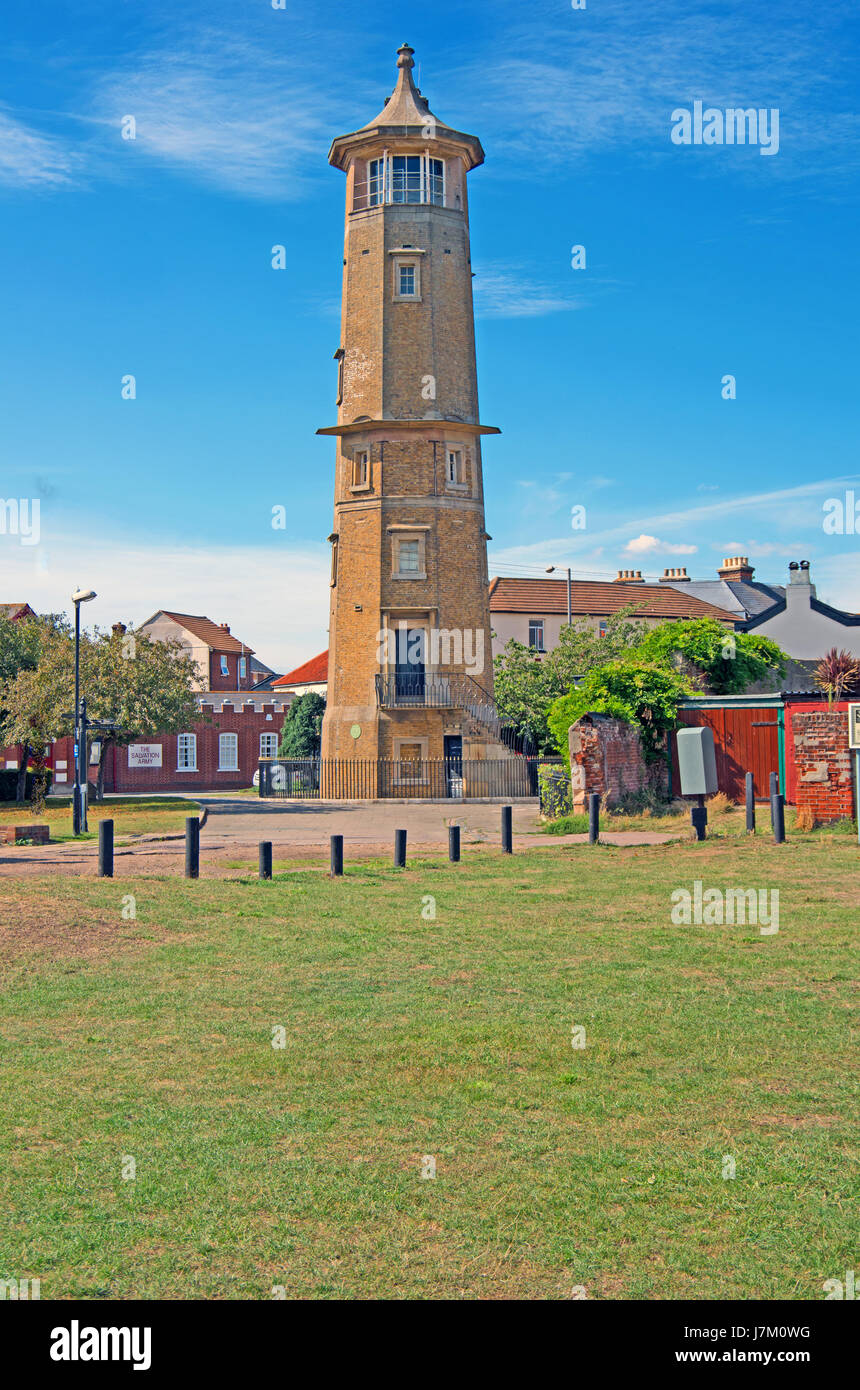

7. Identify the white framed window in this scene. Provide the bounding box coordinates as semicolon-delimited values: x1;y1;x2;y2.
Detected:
220;655;229;677
396;538;421;576
367;155;445;207
598;620;608;638
177;733;197;771
352;450;370;488
528;619;545;652
260;732;279;760
393;256;420;301
218;732;239;771
239;656;247;679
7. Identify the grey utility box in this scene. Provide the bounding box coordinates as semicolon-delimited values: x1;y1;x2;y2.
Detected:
676;726;718;797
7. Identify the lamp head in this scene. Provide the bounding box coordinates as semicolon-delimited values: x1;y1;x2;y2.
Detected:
71;588;97;604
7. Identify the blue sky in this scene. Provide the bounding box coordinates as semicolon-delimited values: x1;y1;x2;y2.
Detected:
1;0;858;670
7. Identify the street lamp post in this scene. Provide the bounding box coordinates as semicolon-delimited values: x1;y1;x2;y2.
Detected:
71;587;96;835
546;565;572;627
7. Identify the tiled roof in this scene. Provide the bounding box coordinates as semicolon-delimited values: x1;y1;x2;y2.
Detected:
488;577;737;622
662;579;784;618
273;650;329;688
147;611;255;656
0;602;35;620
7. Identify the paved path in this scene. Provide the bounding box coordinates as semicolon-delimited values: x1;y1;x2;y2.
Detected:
0;799;680;877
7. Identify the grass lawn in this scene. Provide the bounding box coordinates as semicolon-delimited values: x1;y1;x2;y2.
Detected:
0;796;201;844
0;834;855;1300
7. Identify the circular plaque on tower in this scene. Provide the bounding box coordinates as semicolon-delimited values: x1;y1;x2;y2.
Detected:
350;724;362;740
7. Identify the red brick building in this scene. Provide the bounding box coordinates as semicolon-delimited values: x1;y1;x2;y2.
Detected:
2;607;294;793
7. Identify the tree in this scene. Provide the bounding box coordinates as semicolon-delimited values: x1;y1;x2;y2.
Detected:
814;648;860;707
279;692;325;757
493;609;647;753
547;658;694;765
0;618;77;802
637;619;786;695
82;625;201;801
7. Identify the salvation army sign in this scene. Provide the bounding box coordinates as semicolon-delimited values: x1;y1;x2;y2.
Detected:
128;744;163;769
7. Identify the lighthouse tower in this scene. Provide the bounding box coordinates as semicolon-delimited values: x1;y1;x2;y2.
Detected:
319;44;504;784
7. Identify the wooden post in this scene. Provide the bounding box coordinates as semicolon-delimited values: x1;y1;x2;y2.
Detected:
448;824;460;862
98;819;114;878
394;828;407;868
185;817;200;879
259;841;273;880
745;772;755;833
501;805;513;854
588;792;600;845
330;834;343;877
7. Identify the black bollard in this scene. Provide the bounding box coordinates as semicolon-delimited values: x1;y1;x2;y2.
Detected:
394;828;407;868
448;824;461;863
259;841;273;880
772;793;786;844
501;805;513;854
185;816;200;879
690;795;707;842
330;834;343;877
588;792;600;845
98;819;114;878
745;772;756;834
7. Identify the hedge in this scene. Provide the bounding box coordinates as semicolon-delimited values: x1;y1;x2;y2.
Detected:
0;770;54;801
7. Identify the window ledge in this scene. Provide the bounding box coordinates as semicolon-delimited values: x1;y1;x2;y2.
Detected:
349;483;372;493
392;573;427;581
176;767;198;773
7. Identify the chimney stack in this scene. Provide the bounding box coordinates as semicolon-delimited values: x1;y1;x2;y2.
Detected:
659;567;690;583
615;569;643;583
219;623;230;632
717;555;754;582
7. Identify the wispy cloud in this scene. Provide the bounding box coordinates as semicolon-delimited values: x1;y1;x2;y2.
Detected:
473;262;581;318
456;0;859;184
0;109;79;188
87;31;347;199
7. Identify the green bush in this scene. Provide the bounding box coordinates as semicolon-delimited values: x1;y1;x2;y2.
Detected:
548;659;693;765
538;763;572;818
0;769;53;802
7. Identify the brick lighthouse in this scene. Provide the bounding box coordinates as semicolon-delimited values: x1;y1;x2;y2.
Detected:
319;43;508;790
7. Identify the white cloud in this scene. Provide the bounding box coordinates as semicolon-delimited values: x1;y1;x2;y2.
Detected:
1;534;330;674
87;30;358;199
0;109;78;189
625;534;697;555
473;264;582;319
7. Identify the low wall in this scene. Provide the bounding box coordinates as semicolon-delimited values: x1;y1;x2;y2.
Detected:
568;714;667;811
791;709;855;823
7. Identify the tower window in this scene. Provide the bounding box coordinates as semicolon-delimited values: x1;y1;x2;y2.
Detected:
398;264;416;297
398;539;420;572
366;155;445;208
446;449;465;487
352;450;370;488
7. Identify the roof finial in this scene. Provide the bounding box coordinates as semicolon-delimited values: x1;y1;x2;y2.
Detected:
397;42;415;70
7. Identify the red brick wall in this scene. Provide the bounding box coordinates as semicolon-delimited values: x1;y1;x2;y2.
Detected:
791;709;855;823
568;714;668;811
